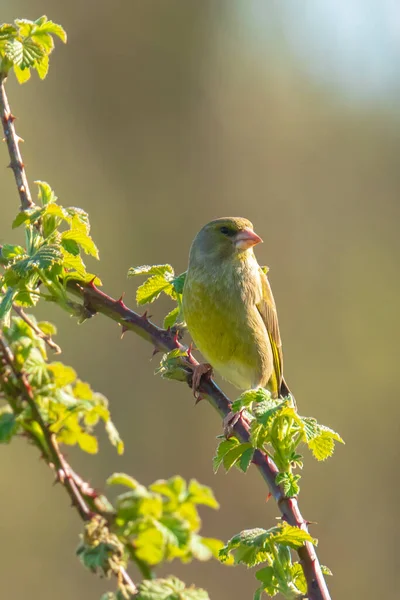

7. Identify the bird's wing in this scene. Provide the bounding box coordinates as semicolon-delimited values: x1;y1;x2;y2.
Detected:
256;267;283;396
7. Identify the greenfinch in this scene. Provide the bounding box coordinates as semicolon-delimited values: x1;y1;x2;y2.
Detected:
182;217;290;398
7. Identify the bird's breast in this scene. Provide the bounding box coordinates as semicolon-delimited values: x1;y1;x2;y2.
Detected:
183;263;273;390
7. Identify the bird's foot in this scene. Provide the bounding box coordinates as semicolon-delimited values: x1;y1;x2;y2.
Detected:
223;408;252;438
191;362;213;402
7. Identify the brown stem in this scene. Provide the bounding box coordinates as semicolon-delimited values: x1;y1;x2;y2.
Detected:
0;74;34;211
12;304;62;354
68;281;331;600
0;335;138;596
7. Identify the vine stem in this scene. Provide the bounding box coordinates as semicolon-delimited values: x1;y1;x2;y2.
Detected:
0;72;330;600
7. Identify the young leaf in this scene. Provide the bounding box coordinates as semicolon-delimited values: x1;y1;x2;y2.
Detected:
136;275;174;305
128;264;174;278
137;577;209;600
107;473;142;490
105;419;124;455
187;479;219;509
307;425;344;461
275;472;301;497
163;306;180;329
61;230;99;258
0;407;20;442
222;442;253;472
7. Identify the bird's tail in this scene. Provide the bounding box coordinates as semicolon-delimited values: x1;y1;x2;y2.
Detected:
280;377;297;409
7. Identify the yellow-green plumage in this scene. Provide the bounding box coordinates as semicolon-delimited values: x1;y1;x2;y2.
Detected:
183;217;286;397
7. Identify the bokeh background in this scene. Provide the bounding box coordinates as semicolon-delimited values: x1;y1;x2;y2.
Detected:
1;1;399;599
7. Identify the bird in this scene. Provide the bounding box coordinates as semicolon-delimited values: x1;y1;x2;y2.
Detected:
182;217;290;400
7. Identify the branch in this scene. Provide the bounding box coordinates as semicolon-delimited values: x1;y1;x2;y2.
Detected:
0;74;34;211
12;304;62;354
0;335;138;596
0;72;330;600
69;281;331;600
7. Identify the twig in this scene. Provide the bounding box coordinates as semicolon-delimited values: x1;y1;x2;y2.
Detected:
12;304;62;354
0;73;330;600
0;74;34;211
0;335;138;596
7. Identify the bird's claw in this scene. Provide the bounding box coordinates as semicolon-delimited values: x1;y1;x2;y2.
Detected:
191;362;213;401
223;407;252;438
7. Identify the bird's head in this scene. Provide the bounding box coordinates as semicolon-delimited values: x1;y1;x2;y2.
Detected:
189;217;263;264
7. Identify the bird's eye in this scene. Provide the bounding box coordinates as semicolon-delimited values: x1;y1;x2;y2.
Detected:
220;226;234;236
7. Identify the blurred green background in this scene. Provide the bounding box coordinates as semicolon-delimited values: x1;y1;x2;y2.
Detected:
1;1;399;599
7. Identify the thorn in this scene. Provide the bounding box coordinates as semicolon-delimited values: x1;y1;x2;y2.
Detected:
120;324;129;339
88;276;97;288
9;113;16;123
19;185;25;193
141;310;149;320
187;342;193;359
173;331;179;345
194;393;204;405
7;161;23;170
15;135;24;143
305;520;318;526
151;347;160;357
117;292;126;307
266;492;272;502
281;513;289;523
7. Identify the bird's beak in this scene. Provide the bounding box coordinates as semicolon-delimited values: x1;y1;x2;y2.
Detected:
235;228;263;250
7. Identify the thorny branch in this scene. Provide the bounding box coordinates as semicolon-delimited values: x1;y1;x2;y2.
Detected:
0;71;330;600
0;335;138;596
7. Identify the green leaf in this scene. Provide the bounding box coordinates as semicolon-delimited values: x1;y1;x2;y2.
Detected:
272;523;316;549
1;244;26;259
128;264;174;278
275;472;301;497
0;408;20;442
171;272;186;294
222;442;253;472
0;287;16;324
136;275;174;305
77;431;98;454
61;238;80;256
36;180;57;205
0;24;17;41
213;437;240;473
163;306;180;329
238;447;254;473
150;476;187;503
37;321;57;336
105;419;124;454
107;473;141;489
155;349;188;382
48;361;76;386
137;577;209;600
187;479;219;509
231;387;271;412
33;19;67;44
308;425;344;461
5;37;44;69
12;208;42;228
156;515;190;549
220;523;316;568
12;244;63;275
13;64;31;83
290;563;307;594
61;230;99;258
255;566;279;597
